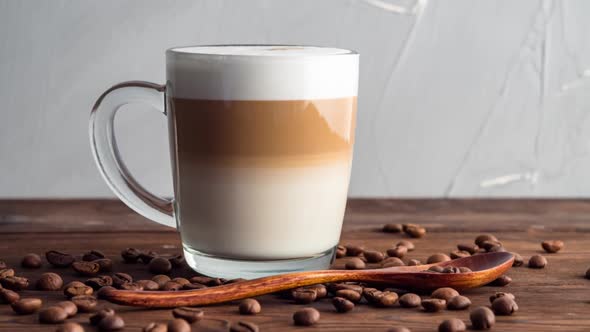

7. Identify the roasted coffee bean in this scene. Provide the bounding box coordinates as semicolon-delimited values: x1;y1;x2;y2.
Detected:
489;292;515;304
432;287;459;301
143;322;167;332
172;306;205;322
383;223;403;233
305;284;327;298
488;244;505;253
64;282;93;298
11;298;42;314
96;286;116;299
46;250;75;268
56;300;78;317
427;253;451;264
56;322;85;332
528;254;547;268
362;288;383;304
90;308;116;325
167;318;190;332
86;275;113;290
382;257;405;268
450;250;471;259
427;265;444;273
408;259;421;266
0;276;29;290
459;267;472;273
442;266;461;274
149;257;172;274
137;279;160;291
162;281;182;291
39;306;68;324
98;314;125;331
542;240;564;253
72;261;100;276
189;276;213;285
83;250;106;262
293;307;320;326
152;274;171;288
336;245;347;258
230;321;259;332
470;306;495;329
332;296;354;312
386;246;407;258
396;240;415;251
399;293;421;307
474;234;498;247
0;288;20;304
512;252;524;267
345;245;364;256
438;318;466;332
422;299;446;312
171;277;190;286
119;282;143;291
403;224;426;238
183;282;207;290
36;272;63;291
208;277;226;286
480;240;502;252
121;248;141;263
364;250;385;263
292;288;317;304
21;253;42;268
93;258;113;272
335;289;362;303
71;295;98;312
447;295;471;310
112;273;133;288
490;275;512;286
377;291;399;307
328;283;363;295
238;298;261;315
492;296;518;315
168;254;185;267
139;251;158;264
387;327;411;332
345;257;366;270
0;268;14;278
457;243;479;254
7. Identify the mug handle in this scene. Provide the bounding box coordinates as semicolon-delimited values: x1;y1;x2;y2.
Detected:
89;81;175;228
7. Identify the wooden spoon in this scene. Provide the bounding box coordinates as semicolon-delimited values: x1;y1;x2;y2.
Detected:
103;252;513;308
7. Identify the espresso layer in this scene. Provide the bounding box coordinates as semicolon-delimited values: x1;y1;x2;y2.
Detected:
169;97;356;167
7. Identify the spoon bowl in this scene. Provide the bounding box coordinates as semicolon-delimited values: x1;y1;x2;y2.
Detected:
103;252;514;308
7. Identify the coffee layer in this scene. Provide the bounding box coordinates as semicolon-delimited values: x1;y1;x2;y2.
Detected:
169;97;356;168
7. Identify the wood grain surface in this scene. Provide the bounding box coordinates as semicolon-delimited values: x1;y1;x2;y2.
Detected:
0;199;589;331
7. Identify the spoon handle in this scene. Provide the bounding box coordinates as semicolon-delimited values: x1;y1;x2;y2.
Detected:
104;269;377;308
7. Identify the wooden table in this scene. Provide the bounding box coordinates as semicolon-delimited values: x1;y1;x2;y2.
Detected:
1;199;589;331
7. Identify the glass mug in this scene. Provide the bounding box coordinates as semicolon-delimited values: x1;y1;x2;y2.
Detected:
90;45;359;278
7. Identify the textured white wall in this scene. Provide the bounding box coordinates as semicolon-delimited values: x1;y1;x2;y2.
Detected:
1;0;590;198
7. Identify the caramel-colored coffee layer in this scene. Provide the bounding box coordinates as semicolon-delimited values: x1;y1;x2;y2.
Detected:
169;97;356;167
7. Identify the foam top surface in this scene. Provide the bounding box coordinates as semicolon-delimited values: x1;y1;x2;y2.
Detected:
169;45;354;57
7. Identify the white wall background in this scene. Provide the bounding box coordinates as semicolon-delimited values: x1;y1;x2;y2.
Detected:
1;0;590;198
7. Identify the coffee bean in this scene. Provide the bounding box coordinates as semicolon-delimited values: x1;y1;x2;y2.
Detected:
474;234;498;247
335;289;362;303
0;276;29;290
169;307;204;323
447;295;471;310
386;246;407;258
189;276;214;285
98;314;125;331
336;245;347;258
72;261;101;276
362;287;383;304
166;318;190;332
382;257;405;268
171;277;190;286
64;281;93;298
378;291;399;307
0;288;20;304
11;298;42;314
431;287;459;301
90;308;116;325
403;224;426;238
36;272;63;291
112;272;133;288
230;321;259;332
21;253;42;268
143;322;167;332
96;286;116;299
512;252;524;267
442;266;461;274
119;282;143;291
487;244;505;253
490;275;512;286
137;279;160;291
237;298;261;315
480;240;502;252
291;288;317;303
139;251;159;264
305;284;327;298
149;257;172;274
528;254;547;268
39;306;68;324
56;322;85;332
387;328;411;332
364;250;385;263
345;245;364;256
183;282;207;290
56;301;78;317
162;281;182;291
121;248;141;263
82;250;106;262
438;318;466;332
152;274;171;288
542;240;564;253
169;254;185;267
399;293;421;308
457;243;479;255
422;299;446;312
427;253;451;264
71;295;98;312
345;257;366;270
427;265;444;273
93;258;113;272
328;283;363;295
86;275;113;290
450;250;471;259
492;296;518;315
332;296;354;312
383;223;403;233
408;259;421;266
458;267;472;273
396;240;415;251
208;277;226;286
293;307;320;326
470;306;495;330
489;292;515;304
0;268;14;278
46;250;75;268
